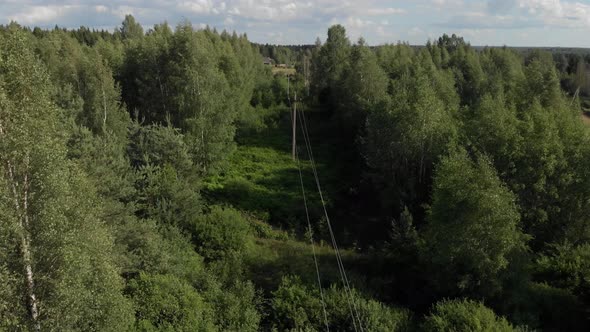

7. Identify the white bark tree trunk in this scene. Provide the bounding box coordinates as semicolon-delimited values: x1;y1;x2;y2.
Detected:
0;123;40;331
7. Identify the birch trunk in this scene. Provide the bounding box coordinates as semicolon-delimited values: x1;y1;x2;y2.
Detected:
102;85;108;132
1;124;40;331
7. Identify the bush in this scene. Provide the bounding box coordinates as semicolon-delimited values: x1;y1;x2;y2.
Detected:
271;275;411;332
324;286;412;332
204;279;261;332
192;206;252;260
422;299;516;332
128;273;216;331
271;276;326;331
501;282;587;331
535;242;590;293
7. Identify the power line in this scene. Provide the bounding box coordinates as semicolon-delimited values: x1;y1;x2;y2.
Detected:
296;103;364;332
295;141;330;331
288;79;363;330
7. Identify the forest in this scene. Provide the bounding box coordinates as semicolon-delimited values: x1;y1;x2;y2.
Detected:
1;15;590;331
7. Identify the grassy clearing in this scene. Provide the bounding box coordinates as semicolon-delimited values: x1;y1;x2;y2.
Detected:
205;104;414;308
203;106;341;233
243;234;422;308
204;115;321;230
245;237;359;292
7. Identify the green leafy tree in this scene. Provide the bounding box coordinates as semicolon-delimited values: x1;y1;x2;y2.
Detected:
426;149;526;297
375;43;414;78
0;28;133;330
536;242;590;304
363;56;458;220
338;38;389;130
129;273;215;332
119;14;144;41
519;52;562;109
464;93;522;179
313;25;351;105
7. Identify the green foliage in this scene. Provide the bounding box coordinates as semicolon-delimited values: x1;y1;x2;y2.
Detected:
0;28;133;330
4;19;590;332
376;43;415;78
204;279;261;332
464;93;522;178
338;39;389;130
536;242;590;303
34;29;130;138
120;15;144;41
363;56;459;218
203;110;328;230
192;206;252;261
323;285;412;332
501;281;587;330
271;276;411;332
134;163;201;229
115;218;205;281
129;273;215;332
313;25;351;105
271;275;327;330
423;299;517;332
121;21;265;174
426;149;526;296
128;122;194;174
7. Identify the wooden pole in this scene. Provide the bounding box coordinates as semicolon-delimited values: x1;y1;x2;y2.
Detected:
292;91;297;160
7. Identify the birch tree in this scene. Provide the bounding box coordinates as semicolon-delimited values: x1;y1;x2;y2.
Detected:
0;27;133;331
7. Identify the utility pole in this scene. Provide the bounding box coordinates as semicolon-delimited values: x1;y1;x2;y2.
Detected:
303;55;310;97
292;91;297;160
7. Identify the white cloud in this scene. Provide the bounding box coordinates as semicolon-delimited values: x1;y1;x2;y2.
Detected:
514;0;590;27
2;0;590;46
223;16;235;25
178;0;215;14
366;7;406;15
8;5;74;24
409;26;424;36
95;5;109;13
431;0;465;8
111;5;137;19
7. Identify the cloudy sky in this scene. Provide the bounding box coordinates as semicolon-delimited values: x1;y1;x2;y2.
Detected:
2;0;590;47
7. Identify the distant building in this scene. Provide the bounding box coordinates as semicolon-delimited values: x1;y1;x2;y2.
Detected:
263;57;274;65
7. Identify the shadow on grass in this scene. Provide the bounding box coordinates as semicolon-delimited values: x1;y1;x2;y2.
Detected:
244;238;435;313
204;166;324;230
235;114;293;152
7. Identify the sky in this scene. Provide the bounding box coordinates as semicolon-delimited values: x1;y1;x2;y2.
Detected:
2;0;590;47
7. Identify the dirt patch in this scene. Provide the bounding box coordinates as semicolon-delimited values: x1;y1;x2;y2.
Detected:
582;112;590;126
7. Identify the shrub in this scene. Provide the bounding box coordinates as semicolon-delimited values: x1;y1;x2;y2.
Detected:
192;206;252;260
128;273;215;331
271;275;411;332
423;298;516;332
